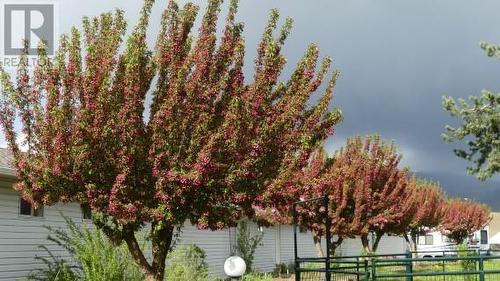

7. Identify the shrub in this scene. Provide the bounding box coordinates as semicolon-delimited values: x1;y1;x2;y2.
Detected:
236;221;264;272
164;244;209;281
27;248;79;281
272;263;288;277
287;262;296;274
68;223;143;281
27;216;143;281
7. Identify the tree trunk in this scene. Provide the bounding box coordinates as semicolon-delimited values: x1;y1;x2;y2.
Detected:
123;223;174;281
150;222;174;281
404;233;418;259
313;234;325;258
329;237;344;257
311;232;344;258
404;233;412;251
361;235;372;255
312;233;325;258
411;233;418;252
123;228;153;278
372;232;383;254
360;232;383;255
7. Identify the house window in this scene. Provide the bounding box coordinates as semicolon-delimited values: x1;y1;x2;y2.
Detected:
480;230;488;245
81;204;92;220
19;197;44;217
419;234;434;245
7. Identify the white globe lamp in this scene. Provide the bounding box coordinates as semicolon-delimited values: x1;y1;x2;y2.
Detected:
224;256;246;280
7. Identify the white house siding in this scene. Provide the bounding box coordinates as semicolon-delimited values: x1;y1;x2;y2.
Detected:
335;235;408;257
176;224;232;277
279;225;295;262
251;225;277;272
376;235;407;255
491;233;500;245
177;224;281;275
338;238;364;257
0;183;90;281
278;225;323;263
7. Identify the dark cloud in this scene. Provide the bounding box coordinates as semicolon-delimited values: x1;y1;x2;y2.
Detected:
232;0;500;205
417;172;500;211
3;0;498;207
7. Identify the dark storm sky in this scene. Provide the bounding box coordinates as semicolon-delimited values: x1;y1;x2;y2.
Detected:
5;0;500;208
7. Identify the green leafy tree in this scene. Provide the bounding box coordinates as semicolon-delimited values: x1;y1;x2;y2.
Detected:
443;42;500;181
0;0;341;280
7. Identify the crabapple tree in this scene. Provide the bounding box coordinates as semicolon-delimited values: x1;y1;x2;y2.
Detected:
440;199;491;244
0;0;342;280
391;179;445;254
292;136;408;256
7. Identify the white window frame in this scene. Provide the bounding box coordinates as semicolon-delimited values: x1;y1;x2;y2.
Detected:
18;196;44;217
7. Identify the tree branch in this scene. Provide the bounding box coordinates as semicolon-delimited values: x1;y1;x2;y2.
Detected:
123;228;153;276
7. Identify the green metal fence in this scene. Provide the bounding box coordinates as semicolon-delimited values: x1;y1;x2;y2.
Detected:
295;251;500;281
371;255;500;281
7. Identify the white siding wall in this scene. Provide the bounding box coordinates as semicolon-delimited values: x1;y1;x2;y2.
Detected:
176;224;231;277
0;184;90;281
376;235;408;255
278;225;320;263
339;238;364;257
251;225;276;272
279;225;295;263
338;236;407;257
0;183;409;280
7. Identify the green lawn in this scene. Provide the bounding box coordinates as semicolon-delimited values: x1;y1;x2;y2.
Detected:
296;259;500;281
370;259;500;281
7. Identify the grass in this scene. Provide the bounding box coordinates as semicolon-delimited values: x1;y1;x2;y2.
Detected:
293;258;500;281
361;259;500;281
375;259;500;272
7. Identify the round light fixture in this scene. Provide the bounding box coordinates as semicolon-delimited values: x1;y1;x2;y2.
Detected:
224;256;246;278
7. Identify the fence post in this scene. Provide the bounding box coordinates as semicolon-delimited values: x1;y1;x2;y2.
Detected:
292;203;300;281
405;251;413;281
356;258;360;281
324;195;331;281
364;259;369;281
371;259;376;281
441;258;445;281
479;256;485;281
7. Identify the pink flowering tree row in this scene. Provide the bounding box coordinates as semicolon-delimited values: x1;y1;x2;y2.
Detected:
266;135;492;257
